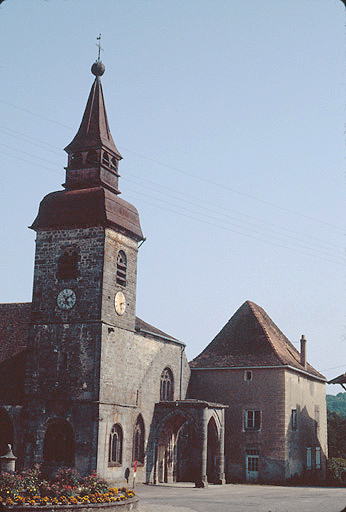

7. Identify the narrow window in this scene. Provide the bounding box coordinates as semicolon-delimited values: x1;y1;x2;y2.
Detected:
108;424;123;466
160;368;174;401
306;447;312;470
244;370;253;382
132;415;145;464
116;250;127;287
57;249;79;280
315;447;321;470
244;410;261;431
291;409;297;431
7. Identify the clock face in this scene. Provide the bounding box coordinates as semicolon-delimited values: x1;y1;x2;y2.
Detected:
57;288;77;310
115;291;126;316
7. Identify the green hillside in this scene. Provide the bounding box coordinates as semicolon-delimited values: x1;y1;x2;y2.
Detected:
327;393;346;417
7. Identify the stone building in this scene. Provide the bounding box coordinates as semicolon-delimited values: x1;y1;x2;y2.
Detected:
188;301;327;482
0;59;327;485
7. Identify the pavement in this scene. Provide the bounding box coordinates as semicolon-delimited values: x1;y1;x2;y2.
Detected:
135;482;346;512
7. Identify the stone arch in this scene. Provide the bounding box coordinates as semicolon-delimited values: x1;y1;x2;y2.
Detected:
207;416;218;483
0;408;14;456
155;411;197;484
43;419;74;467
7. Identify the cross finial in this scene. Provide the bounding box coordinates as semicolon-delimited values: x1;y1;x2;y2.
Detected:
96;34;104;62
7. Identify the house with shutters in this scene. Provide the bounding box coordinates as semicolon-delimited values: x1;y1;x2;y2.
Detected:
0;57;327;485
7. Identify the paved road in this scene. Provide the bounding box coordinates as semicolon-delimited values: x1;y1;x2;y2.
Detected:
135;482;346;512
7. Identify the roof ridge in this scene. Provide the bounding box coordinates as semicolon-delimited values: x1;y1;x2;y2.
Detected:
247;301;286;366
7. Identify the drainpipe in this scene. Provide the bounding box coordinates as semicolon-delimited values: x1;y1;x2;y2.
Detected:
300;334;307;369
179;346;185;400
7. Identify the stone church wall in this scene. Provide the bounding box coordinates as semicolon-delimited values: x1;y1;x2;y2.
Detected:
97;328;190;483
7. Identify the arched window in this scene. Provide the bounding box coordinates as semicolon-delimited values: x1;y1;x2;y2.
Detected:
116;250;127;287
102;152;110;166
70;153;82;169
43;420;74;466
108;423;123;465
0;409;14;456
110;157;118;172
160;368;174;401
57;249;79;280
132;414;145;464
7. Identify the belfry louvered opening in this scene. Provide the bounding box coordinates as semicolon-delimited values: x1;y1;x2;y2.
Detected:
116;250;127;287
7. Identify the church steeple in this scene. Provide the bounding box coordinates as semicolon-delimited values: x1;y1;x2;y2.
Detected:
31;53;144;243
64;59;122;195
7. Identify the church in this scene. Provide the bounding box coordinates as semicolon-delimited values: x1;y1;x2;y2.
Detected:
0;58;327;485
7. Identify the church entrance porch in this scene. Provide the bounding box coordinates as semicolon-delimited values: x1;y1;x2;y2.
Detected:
146;400;227;487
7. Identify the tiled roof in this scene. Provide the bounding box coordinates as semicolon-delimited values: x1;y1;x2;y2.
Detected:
135;317;179;342
189;300;324;379
30;187;144;242
0;303;31;365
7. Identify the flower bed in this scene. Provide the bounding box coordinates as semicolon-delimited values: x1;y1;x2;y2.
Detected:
0;467;138;510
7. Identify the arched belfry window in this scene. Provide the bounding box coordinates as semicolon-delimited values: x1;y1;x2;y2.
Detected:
102;151;110;166
160;368;174;401
116;250;127;287
43;420;74;466
109;424;123;466
57;248;79;280
110;157;118;172
132;414;145;464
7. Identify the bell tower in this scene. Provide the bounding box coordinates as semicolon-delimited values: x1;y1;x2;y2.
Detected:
23;54;144;475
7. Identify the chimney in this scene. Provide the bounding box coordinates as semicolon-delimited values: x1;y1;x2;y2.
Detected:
300;334;307;368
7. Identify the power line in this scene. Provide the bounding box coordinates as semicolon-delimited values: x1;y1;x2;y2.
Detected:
1;142;344;263
124;174;345;252
124;190;345;266
120;146;346;233
0;143;63;167
0;150;62;175
1;98;345;232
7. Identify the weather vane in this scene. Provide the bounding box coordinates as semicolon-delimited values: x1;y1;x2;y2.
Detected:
96;34;104;62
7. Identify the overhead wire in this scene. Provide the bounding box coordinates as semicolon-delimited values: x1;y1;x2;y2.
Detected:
1;97;345;232
1;123;344;253
1;134;345;265
124;190;345;266
124;174;345;252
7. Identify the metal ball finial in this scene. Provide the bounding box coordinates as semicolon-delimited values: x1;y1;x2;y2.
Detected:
91;61;105;76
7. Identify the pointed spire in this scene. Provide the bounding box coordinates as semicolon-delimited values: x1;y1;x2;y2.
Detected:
63;54;123;194
64;67;122;158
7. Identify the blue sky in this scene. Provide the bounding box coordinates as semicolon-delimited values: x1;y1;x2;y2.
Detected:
0;0;345;393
